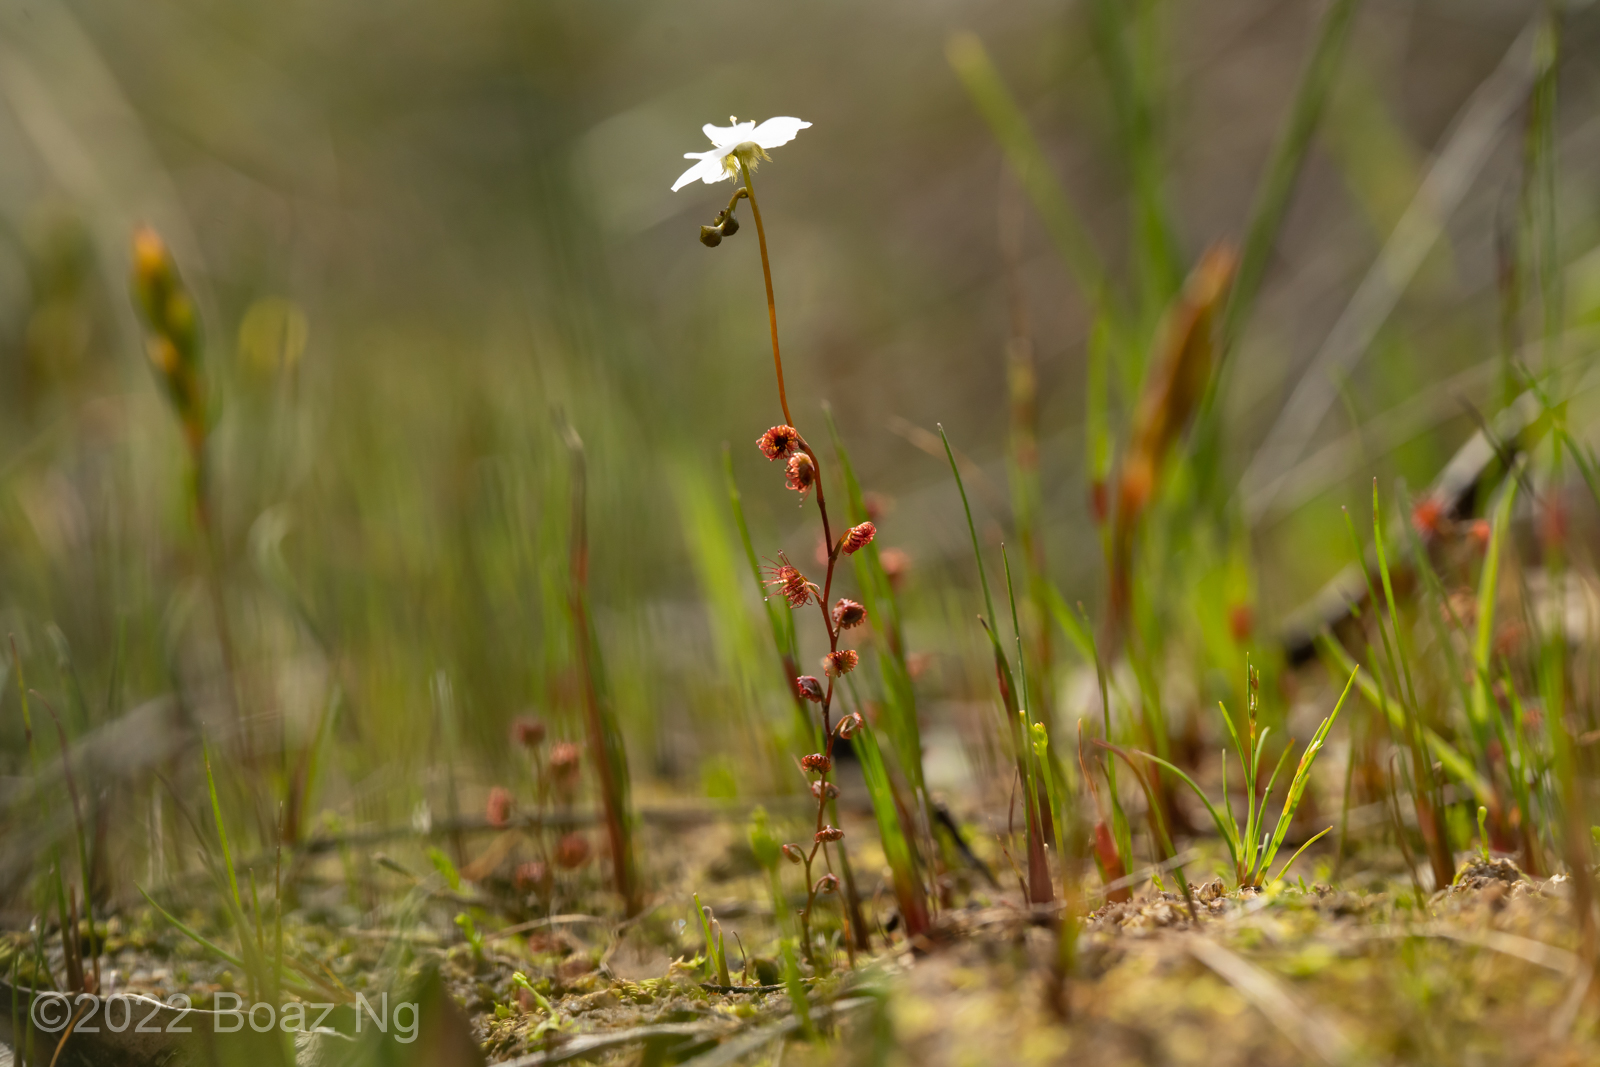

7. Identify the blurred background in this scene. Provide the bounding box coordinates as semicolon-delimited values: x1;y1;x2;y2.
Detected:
1;0;1599;883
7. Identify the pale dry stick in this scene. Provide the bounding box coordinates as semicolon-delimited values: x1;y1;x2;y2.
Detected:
1188;937;1360;1067
1251;324;1600;523
1241;13;1549;522
1550;968;1592;1043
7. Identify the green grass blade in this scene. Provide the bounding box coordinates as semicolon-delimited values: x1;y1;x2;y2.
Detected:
940;423;999;631
1316;633;1491;804
1262;666;1357;873
946;31;1107;302
1270;826;1333;886
1219;0;1361;355
1089;0;1181;321
692;894;718;981
1469;474;1521;732
138;884;246;970
202;741;242;913
855;722;929;936
1131;750;1240;874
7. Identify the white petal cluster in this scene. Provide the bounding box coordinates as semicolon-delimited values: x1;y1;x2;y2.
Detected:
672;116;811;191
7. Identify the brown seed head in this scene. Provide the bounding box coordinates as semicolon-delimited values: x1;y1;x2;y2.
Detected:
815;825;844;843
486;787;513;829
835;712;864;739
842;522;876;554
814;873;840;894
554;832;592;869
800;753;832;774
832;598;866;630
823;649;858;678
795;675;824;703
781;843;805;865
811;780;840;800
757;425;802;460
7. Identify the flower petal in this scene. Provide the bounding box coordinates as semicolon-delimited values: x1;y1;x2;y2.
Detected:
703;120;755;147
751;117;811;150
671;153;732;192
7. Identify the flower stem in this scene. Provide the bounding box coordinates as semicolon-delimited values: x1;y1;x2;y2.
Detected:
740;161;793;429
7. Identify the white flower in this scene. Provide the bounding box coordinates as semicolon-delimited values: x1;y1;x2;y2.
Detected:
671;116;811;192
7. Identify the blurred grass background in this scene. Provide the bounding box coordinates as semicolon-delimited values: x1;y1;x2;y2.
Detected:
1;0;1599;892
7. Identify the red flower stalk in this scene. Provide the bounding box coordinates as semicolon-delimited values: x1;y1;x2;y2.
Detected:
801;753;832;774
795;675;825;702
823;649;858;677
758;424;802;460
765;554;816;607
832;598;866;630
842;521;876;554
785;452;816;498
486;787;513;829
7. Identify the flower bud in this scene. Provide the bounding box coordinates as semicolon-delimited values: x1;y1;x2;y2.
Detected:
485;787;513;829
781;843;805;865
700;224;723;247
785;452;816;497
879;548;909;588
511;717;546;748
815;825;844;843
813;873;840;895
1412;497;1445;536
842;522;876;554
835;713;864;739
832;598;866;630
129;226;206;442
549;741;581;793
800;753;832;774
811;780;840;800
795;675;824;703
719;215;740;237
554;832;592;869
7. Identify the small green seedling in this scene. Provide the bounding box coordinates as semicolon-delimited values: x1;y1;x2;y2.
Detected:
1478;806;1491;863
1140;661;1358;888
455;913;485;959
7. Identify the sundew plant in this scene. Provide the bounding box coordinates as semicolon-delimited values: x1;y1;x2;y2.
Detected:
3;3;1600;1065
674;116;894;964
